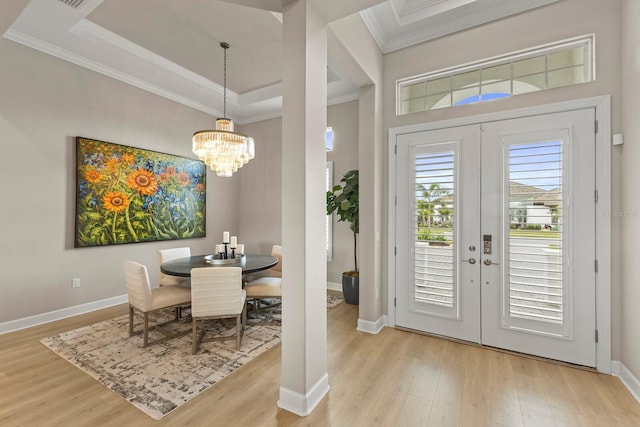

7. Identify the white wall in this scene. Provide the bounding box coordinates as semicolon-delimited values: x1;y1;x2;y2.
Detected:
382;0;624;360
0;37;239;323
237;100;360;284
620;0;640;384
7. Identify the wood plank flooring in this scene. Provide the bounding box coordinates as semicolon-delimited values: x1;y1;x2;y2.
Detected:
1;299;639;426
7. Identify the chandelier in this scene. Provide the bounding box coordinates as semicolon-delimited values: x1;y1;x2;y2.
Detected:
193;42;254;177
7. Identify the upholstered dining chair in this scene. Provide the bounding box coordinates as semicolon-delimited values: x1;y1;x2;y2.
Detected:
244;245;282;316
244;244;281;281
124;260;192;347
263;245;282;278
158;247;191;286
190;266;247;353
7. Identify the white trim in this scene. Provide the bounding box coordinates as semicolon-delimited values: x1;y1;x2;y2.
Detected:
388;96;611;372
0;281;347;334
327;281;342;292
612;361;640;404
361;0;560;54
326;161;334;261
594;97;612;374
388;125;398;327
357;315;385;334
277;373;330;416
0;294;128;335
4;11;359;126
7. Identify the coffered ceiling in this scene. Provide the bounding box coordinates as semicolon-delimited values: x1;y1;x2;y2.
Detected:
3;0;558;124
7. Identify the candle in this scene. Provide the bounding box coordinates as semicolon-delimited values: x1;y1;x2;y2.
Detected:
230;236;237;249
216;244;224;254
223;231;230;243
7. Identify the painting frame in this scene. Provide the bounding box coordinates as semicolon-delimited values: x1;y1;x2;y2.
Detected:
74;136;206;248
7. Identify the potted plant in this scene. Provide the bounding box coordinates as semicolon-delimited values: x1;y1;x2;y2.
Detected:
326;169;359;304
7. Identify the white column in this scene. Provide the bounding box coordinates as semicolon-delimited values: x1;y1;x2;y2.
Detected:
278;0;329;416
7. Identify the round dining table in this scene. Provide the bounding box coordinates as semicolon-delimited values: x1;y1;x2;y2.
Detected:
160;254;278;278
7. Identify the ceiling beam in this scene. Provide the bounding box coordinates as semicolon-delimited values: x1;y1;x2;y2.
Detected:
218;0;386;21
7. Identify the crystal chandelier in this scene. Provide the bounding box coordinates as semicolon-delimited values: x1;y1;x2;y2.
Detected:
193;42;254;177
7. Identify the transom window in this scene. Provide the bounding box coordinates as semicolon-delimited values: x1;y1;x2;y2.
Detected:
397;35;594;115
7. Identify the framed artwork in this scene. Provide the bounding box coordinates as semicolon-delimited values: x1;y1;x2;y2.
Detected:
75;137;206;247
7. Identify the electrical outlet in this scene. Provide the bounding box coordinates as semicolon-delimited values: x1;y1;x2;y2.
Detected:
72;277;81;288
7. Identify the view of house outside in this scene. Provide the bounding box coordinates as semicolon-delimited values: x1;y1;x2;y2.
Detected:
413;140;564;323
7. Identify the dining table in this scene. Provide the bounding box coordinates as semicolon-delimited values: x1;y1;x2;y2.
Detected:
160;254;278;278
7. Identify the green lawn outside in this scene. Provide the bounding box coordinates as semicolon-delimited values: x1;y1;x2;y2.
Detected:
416;227;560;240
509;230;560;239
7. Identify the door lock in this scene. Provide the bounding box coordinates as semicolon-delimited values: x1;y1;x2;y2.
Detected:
483;234;492;254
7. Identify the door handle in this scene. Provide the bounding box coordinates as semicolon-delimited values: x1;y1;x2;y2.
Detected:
462;258;476;265
483;259;499;266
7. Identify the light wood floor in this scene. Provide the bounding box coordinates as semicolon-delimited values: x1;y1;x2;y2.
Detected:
1;300;639;427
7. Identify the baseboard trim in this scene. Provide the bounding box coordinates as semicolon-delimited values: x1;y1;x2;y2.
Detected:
327;281;342;292
0;294;128;335
612;360;640;404
277;373;330;416
3;281;341;335
357;315;385;334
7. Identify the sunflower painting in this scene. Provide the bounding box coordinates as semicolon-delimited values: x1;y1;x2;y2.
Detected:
75;137;206;247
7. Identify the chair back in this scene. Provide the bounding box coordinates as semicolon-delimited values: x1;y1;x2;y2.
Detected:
158;247;191;285
271;245;282;273
124;261;153;311
191;267;245;317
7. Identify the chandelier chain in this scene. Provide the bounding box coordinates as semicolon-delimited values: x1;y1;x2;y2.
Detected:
222;42;228;118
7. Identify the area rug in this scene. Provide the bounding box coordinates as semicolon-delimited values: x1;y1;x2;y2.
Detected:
40;294;343;420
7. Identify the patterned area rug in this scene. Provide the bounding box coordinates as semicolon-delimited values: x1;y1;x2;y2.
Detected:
40;294;343;420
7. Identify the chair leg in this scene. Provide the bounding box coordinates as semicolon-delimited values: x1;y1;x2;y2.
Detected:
236;315;241;350
128;305;134;337
192;318;198;354
143;312;149;347
243;303;247;330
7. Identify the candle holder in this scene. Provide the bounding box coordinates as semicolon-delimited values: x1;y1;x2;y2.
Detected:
223;243;229;259
204;253;246;265
231;248;236;258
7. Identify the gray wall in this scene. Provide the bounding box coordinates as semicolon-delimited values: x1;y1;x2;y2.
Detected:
327;100;360;283
237;116;283;255
0;32;359;324
0;37;239;322
237;100;360;284
382;0;624;362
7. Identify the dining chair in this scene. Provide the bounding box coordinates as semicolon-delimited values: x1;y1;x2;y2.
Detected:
245;245;282;316
190;266;247;353
158;247;191;286
124;260;192;347
244;244;281;281
264;245;282;278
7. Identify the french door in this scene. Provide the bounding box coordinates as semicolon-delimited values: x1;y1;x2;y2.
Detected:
395;109;597;367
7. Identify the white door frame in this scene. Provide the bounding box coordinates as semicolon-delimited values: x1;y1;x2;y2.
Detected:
387;96;611;373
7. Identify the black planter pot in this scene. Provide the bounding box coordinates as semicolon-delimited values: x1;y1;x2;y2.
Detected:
342;274;359;305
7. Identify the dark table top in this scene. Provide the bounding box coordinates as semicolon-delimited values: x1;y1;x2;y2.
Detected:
160;254;278;277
